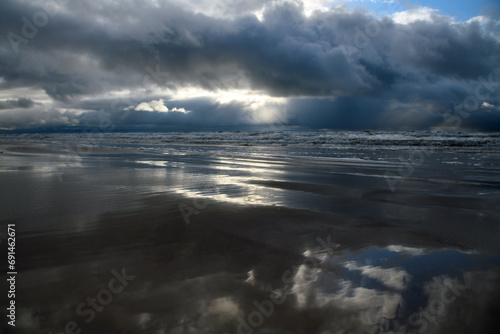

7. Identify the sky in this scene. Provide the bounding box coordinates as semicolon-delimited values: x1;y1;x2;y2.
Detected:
0;0;499;132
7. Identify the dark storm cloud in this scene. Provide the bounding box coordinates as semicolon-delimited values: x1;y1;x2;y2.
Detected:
0;97;34;109
390;19;499;79
0;0;499;130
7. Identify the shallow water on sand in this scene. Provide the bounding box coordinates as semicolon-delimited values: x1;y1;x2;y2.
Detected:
0;132;499;333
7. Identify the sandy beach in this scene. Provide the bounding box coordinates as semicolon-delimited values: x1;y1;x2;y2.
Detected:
1;131;499;334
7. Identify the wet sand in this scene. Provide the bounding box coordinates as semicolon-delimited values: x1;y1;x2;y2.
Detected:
1;138;500;334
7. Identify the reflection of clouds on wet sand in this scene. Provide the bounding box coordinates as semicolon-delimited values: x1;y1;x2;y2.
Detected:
287;246;408;330
257;244;500;334
4;141;500;334
17;271;246;334
386;245;426;257
11;186;500;334
12;226;500;334
126;274;244;334
344;261;409;290
402;270;500;334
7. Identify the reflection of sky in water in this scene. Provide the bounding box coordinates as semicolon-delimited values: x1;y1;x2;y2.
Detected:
137;155;293;206
287;245;500;331
16;242;500;333
4;140;500;333
131;153;395;211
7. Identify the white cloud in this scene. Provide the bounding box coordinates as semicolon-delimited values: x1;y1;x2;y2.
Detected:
171;107;188;113
387;245;426;256
481;102;499;113
148;99;170;112
302;0;333;16
134;102;154;112
393;7;442;24
131;99;190;113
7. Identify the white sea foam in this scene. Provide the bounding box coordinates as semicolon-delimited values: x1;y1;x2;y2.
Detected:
2;130;498;153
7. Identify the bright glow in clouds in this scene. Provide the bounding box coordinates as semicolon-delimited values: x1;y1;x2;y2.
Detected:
0;87;51;105
302;0;334;16
393;7;442;24
262;0;338;19
170;87;288;123
176;0;337;19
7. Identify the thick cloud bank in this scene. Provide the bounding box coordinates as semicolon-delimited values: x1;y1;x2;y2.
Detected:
0;0;499;131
